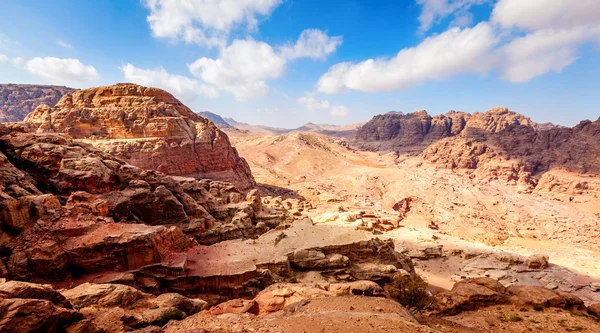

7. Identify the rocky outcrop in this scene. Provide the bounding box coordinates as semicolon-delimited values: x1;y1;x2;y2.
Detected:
422;115;600;176
434;277;587;315
0;84;75;122
23;83;255;190
355;110;471;148
0;280;82;332
359;108;600;176
0;122;287;287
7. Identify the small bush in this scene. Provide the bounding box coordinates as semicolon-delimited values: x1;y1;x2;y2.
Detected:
384;273;435;312
502;314;524;322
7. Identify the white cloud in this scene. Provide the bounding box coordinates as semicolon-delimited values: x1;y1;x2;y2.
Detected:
492;0;600;82
317;23;497;93
121;63;218;103
143;0;282;47
417;0;489;33
330;105;349;117
296;92;349;117
0;54;7;62
57;40;73;49
280;29;343;60
189;29;342;100
500;27;591;82
189;38;286;100
26;57;99;85
492;0;600;31
297;92;330;110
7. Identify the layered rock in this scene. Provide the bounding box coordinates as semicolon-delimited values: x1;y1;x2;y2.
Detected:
0;122;286;285
23;83;255;190
0;84;75;122
422;114;600;176
355;109;471;148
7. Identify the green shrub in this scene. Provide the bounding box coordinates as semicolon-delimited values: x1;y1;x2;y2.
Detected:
384;273;435;312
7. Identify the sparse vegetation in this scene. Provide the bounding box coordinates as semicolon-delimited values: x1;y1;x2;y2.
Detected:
384;273;435;312
502;314;524;322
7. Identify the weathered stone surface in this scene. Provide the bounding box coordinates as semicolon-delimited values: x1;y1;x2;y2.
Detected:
525;254;549;269
0;124;285;282
435;277;586;316
0;84;75;122
253;283;332;314
0;280;71;308
62;283;149;309
327;280;384;296
0;298;83;333
588;303;600;317
24;83;255;189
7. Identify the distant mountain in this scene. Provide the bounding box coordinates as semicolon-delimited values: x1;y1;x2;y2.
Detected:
0;84;76;122
223;117;364;139
198;111;233;128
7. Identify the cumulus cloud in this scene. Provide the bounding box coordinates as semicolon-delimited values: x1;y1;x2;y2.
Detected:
0;54;7;62
317;1;600;93
190;29;342;100
280;29;343;60
317;23;497;93
493;0;600;82
121;63;218;103
143;0;282;47
417;0;490;33
189;38;286;99
296;92;349;117
57;40;73;49
491;0;600;31
26;57;99;85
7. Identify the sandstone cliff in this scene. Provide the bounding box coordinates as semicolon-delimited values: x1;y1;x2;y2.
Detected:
23;83;255;190
0;84;75;122
355;107;536;148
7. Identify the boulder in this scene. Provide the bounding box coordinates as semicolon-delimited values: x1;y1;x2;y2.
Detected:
588;303;600;318
0;298;83;333
525;254;549;269
61;283;149;309
0;280;71;308
253;283;333;314
328;280;384;296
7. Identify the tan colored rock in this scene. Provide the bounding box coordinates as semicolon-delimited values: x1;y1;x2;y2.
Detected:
525;254;549;269
327;280;384;296
0;298;83;333
24;83;255;190
588;303;600;317
0;280;71;308
61;283;149;309
253;283;333;314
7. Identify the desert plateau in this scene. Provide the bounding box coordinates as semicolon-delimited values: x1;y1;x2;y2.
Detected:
1;1;600;332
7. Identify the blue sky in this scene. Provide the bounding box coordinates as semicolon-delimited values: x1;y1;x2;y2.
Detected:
0;0;599;128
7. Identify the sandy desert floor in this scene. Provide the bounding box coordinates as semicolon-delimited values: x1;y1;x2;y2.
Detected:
226;130;600;304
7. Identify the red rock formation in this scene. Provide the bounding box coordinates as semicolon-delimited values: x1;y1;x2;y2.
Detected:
0;122;283;285
23;83;255;190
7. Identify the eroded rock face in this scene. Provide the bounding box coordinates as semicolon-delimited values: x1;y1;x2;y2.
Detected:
23;83;255;190
421;111;600;176
0;122;286;284
0;84;75;122
434;277;586;315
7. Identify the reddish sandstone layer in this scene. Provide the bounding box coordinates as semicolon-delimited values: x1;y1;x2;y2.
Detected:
23;83;255;190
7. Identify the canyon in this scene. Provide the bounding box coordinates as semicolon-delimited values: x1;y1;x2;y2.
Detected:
0;84;599;332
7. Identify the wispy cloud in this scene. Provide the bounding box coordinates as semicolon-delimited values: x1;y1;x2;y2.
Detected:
57;40;73;49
